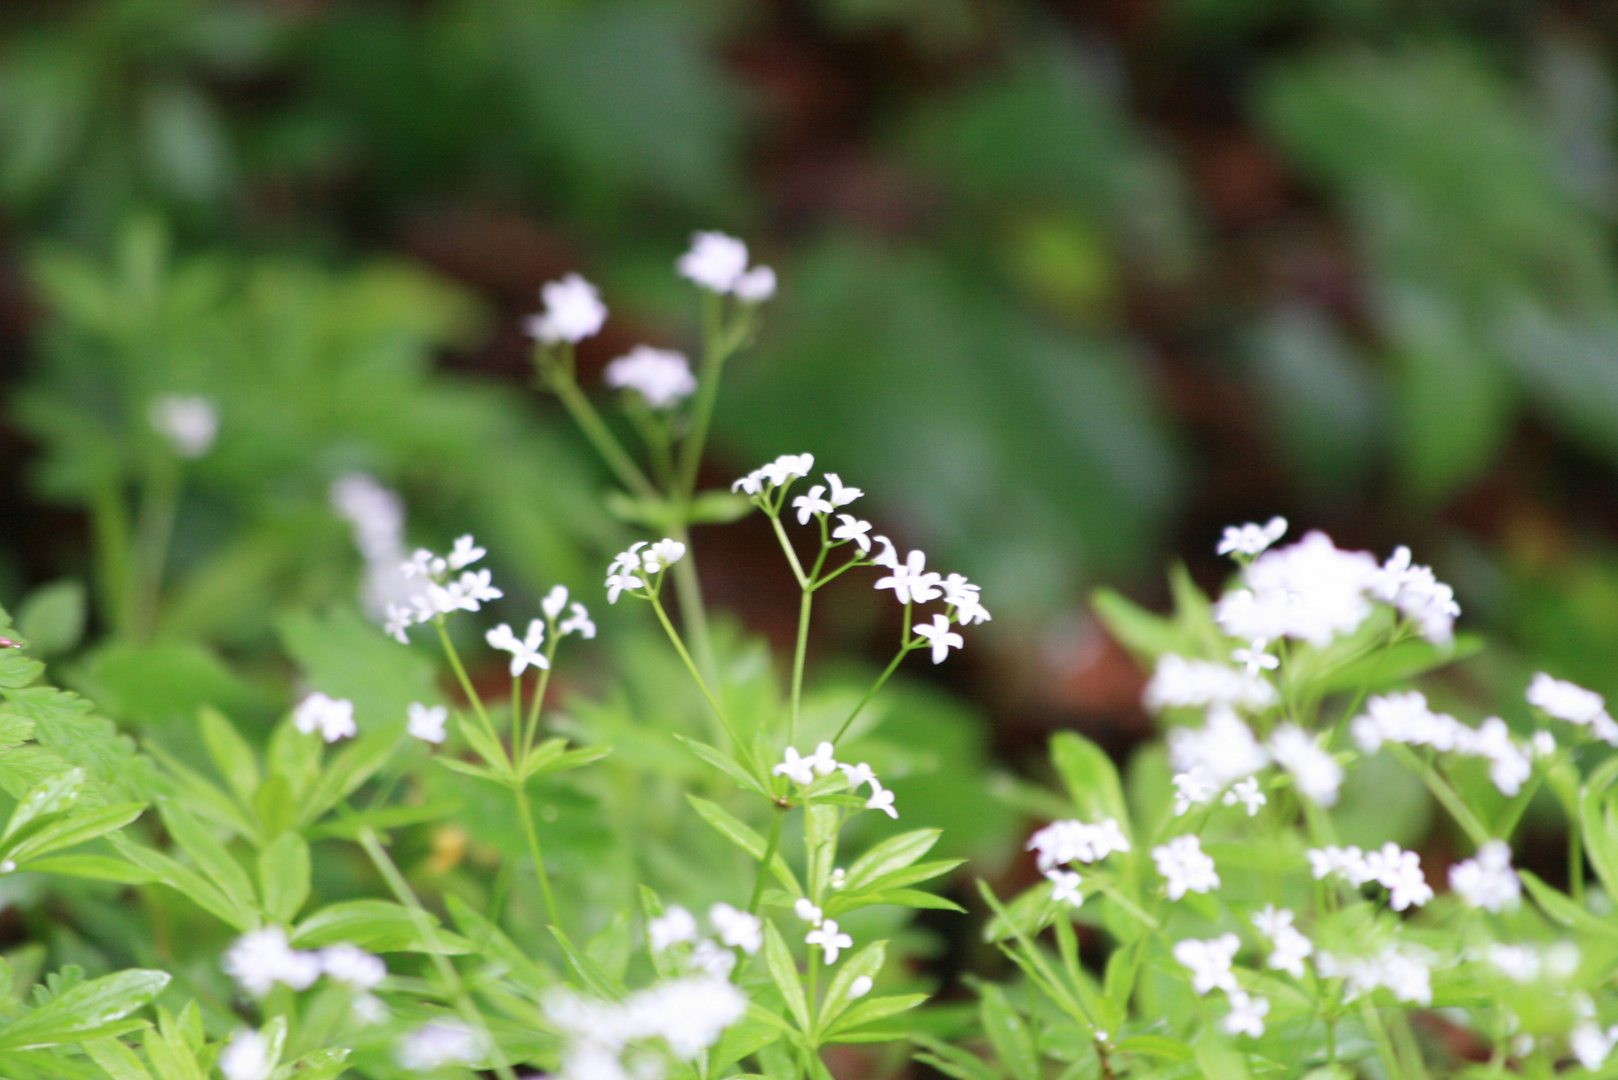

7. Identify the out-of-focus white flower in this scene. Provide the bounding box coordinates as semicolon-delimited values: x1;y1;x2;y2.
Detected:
1172;933;1240;995
1144;655;1277;713
1153;835;1219;901
320;943;386;989
678;232;750;293
805;919;852;964
832;514;873;552
1572;1022;1618;1070
865;782;898;819
407;702;447;743
526;273;607;344
1222;776;1266;816
542;585;570;621
773;742;838;785
1230;639;1278;676
219;1029;273;1080
1268;724;1342;806
1215;531;1379;646
914;613;964;664
605;346;698;409
398;1021;480;1072
1252;906;1313;978
1046;869;1083;907
733;265;777;302
1217;517;1287;558
294;692;357;743
546;976;746;1066
792;485;835;524
823;473;862;507
559;602;596;639
1223;990;1269;1038
1448;841;1520;912
875;549;942;606
1487;944;1540;983
1316;947;1432;1005
1168;705;1269;788
708;903;762;955
447;535;485;571
1527;673;1618;744
941;573;991;625
487;620;549;677
794;898;823;926
223;927;321;997
649;906;698;952
1309;843;1432;910
1172;770;1217;816
848;975;874;999
1368;546;1460;644
1352;692;1535;796
1026;818;1130;871
150;394;219;458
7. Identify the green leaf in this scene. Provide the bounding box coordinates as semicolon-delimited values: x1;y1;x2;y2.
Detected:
827;889;964;916
762;921;810;1032
817;940;886;1033
83;1036;155;1080
444;896;550;998
145;741;259;842
687;490;755;524
296;730;404;829
1090;588;1183;660
686;796;801;894
1114;1034;1193;1062
111;837;251;930
15;580;84;659
456;712;511;774
1193;1029;1251;1080
7;802;145;864
979;984;1038;1080
2;767;84;844
823;993;927;1037
1581;757;1618;897
910;1034;1003;1080
198;706;259;806
842;829;940;893
550;924;626;1002
1519;869;1618;940
252;773;296;840
1050;731;1130;837
434;757;506;783
157;805;257;914
0;969;169;1050
257;831;310;922
20;854;155;884
279;1048;350;1080
673;733;768;796
525;743;612;780
292;900;470;954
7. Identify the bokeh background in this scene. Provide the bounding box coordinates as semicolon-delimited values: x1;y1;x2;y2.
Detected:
2;0;1618;869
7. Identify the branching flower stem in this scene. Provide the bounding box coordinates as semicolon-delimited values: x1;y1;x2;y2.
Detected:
648;591;753;771
833;604;916;745
749;803;787;916
434;620;510;772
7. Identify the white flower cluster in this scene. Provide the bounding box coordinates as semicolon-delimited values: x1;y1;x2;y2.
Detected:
1307;842;1434;911
1252;905;1314;978
545;974;747;1080
1217;516;1287;558
218;1029;272;1080
1352;691;1537;795
398;1021;481;1072
1152;834;1220;901
1572;1021;1618;1070
1026;817;1130;908
149;393;219;459
732;453;817;497
1215;526;1459;647
1145;655;1278;712
1172;934;1269;1037
1315;946;1433;1005
222;928;385;998
771;744;898;818
605;539;687;604
677;231;776;302
1483;941;1579;984
330;473;421;620
1527;672;1618;744
605;346;698;410
794;897;854;964
1447;840;1521;912
293;691;356;744
1167;706;1268;813
526;273;608;345
1267;724;1343;807
647;902;763;979
383;535;503;643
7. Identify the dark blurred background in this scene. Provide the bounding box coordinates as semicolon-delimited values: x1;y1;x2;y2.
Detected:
3;0;1618;770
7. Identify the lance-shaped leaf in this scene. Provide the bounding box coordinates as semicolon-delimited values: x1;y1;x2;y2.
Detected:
841;829;939;893
0;969;169;1050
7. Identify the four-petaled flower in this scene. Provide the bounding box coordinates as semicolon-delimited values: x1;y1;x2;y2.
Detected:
914;614;964;664
526;274;607;344
487;620;548;677
865;782;898;819
542;585;570;621
793;485;835;524
833;515;872;551
448;535;485;570
805;920;853;964
407;702;448;744
294;692;356;743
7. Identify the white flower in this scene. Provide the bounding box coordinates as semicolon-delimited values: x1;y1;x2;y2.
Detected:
848;975;873;999
733;453;816;496
709;903;762;955
407;702;448;744
1046;869;1083;907
865;782;898;819
1172;933;1240;995
384;603;415;644
546;976;746;1064
398;1021;480;1071
1215;531;1378;646
794;898;823;926
1172;770;1216;816
542;584;570;621
1216;517;1287;557
1144;655;1277;713
1268;724;1342;806
1222;776;1266;816
1316;948;1432;1005
806;919;852;964
871;535;898;569
1026;818;1130;871
876;549;942;605
689;939;736;979
1527;673;1618;744
914;613;964;664
1230;640;1278;675
559;602;597;639
1307;845;1374;886
222;927;321;997
823;473;862;506
1369;546;1460;644
643;538;688;573
1222;991;1268;1038
678;232;750;293
606;571;643;604
150;394;219;458
487;620;549;677
1153;835;1219;900
293;692;357;743
1486;944;1541;982
832;515;872;552
1168;705;1269;788
941;573;991;625
605;346;698;409
218;1029;273;1080
649;906;698;952
1252;906;1313;977
447;535;486;571
1448;841;1520;912
1572;1023;1618;1070
1362;842;1434;911
527;273;608;344
734;264;777;302
320;943;386;989
839;761;878;790
792;485;834;524
774;742;837;785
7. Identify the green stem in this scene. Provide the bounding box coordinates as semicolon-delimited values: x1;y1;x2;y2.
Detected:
546;362;660;502
676;293;741;497
790;590;812;746
668;521;717;684
1361;1003;1410;1080
769;514;810;588
648;592;749;765
832;606;915;745
131;456;180;642
435;621;510;772
355;825;518;1080
749;805;787;916
90;471;135;639
1387;744;1491;847
523;640;559;763
514;781;569;950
